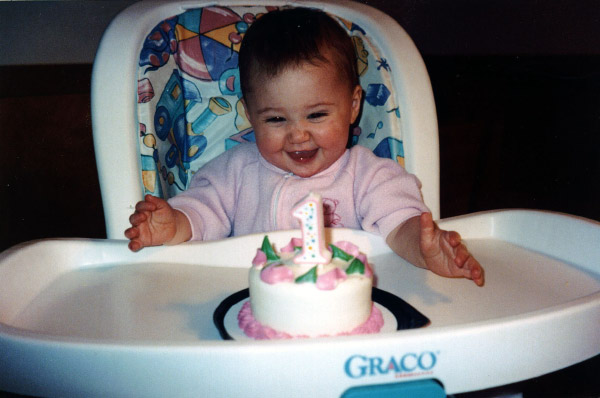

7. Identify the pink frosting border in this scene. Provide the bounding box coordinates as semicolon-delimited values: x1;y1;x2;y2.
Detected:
237;301;384;340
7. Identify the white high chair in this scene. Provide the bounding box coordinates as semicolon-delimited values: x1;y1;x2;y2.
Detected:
0;1;598;398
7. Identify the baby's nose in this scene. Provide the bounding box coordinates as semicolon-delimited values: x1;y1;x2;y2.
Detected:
288;123;310;143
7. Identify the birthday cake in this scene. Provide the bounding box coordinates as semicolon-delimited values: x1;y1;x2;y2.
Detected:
237;192;383;339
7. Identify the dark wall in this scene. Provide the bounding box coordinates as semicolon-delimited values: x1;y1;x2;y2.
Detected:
372;0;600;55
1;65;104;251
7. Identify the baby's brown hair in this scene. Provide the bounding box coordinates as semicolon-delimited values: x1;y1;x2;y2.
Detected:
239;7;359;101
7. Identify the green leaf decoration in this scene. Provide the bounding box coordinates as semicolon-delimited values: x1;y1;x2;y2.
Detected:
346;258;365;275
329;244;353;261
261;236;280;262
295;266;318;283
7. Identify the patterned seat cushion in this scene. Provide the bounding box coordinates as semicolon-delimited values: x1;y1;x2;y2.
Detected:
136;5;405;198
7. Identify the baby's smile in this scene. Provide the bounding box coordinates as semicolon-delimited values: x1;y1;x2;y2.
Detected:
287;149;318;163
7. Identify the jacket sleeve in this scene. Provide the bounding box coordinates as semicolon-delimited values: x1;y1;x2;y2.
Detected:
352;146;430;239
167;144;254;241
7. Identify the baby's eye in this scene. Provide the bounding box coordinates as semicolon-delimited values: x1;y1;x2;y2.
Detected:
308;112;328;120
265;116;285;123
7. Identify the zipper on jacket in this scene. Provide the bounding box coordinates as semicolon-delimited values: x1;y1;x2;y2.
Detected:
272;172;294;229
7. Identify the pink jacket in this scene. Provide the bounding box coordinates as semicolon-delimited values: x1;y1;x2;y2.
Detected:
168;143;429;241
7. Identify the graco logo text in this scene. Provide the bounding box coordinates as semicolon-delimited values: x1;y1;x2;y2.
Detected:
344;351;438;379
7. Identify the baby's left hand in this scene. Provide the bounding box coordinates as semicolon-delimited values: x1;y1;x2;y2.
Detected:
419;212;484;286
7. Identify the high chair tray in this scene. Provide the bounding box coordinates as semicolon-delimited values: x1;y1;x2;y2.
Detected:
1;210;598;397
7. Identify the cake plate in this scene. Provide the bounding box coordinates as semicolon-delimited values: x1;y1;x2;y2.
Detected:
1;210;598;397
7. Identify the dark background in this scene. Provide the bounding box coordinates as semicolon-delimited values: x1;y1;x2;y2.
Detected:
1;1;599;397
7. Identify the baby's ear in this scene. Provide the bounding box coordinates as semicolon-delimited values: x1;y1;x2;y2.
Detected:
350;85;363;124
241;98;252;123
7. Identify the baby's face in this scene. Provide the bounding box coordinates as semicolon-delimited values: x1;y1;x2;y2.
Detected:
242;60;362;178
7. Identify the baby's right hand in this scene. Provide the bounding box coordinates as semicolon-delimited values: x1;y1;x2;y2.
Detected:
125;194;178;252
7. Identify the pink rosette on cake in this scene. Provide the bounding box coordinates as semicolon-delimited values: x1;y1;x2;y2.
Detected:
316;268;347;290
281;237;303;253
252;249;267;267
260;264;294;284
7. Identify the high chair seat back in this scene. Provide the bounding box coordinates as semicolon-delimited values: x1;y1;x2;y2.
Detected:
92;0;439;239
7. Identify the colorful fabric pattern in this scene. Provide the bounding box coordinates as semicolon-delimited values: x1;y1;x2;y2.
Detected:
136;6;405;198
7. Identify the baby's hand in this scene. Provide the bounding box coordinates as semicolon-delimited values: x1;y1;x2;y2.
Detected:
419;212;484;286
125;194;179;252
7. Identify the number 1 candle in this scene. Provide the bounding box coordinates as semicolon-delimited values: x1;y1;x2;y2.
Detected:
292;192;332;264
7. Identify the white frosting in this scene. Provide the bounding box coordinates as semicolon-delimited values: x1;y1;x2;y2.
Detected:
248;249;373;336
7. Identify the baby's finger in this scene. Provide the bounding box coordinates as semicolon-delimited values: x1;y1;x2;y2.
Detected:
464;256;485;286
128;239;143;252
135;200;157;212
124;226;139;240
447;230;462;247
144;194;168;209
453;243;471;268
129;211;147;226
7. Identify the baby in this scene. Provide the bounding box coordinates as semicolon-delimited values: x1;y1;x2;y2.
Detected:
125;8;484;286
